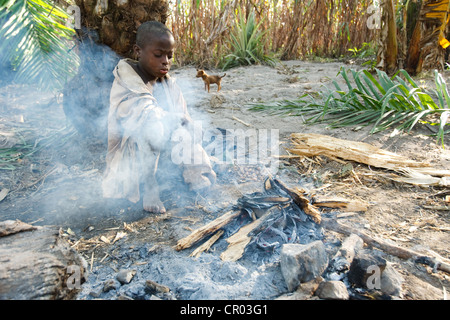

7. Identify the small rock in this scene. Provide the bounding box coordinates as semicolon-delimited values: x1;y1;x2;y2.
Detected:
88;288;102;298
347;250;386;289
276;277;323;300
380;263;404;297
280;241;329;291
210;94;226;108
315;281;349;300
103;279;120;292
116;269;136;285
145;279;171;294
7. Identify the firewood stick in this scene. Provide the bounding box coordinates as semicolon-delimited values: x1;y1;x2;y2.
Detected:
174;210;241;251
312;197;368;212
220;208;277;262
273;178;321;224
232;116;251;127
190;230;224;258
321;218;450;274
0;220;37;237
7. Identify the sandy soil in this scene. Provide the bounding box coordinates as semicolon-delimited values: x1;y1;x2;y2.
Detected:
1;60;449;300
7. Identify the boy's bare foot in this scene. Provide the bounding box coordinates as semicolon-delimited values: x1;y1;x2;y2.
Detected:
143;191;166;214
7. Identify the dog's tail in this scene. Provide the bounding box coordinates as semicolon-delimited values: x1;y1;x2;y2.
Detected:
221;73;227;78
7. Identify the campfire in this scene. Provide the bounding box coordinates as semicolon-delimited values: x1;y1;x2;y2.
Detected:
175;176;323;263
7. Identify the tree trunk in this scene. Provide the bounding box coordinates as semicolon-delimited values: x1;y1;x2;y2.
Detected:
391;0;450;75
74;0;170;58
377;0;399;75
61;0;170;143
405;0;424;74
418;0;450;72
281;0;303;60
0;221;88;300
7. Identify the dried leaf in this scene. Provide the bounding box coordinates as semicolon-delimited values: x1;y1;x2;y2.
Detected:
112;231;127;244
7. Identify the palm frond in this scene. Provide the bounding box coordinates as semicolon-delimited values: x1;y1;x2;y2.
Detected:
250;68;450;147
221;8;277;70
0;0;79;91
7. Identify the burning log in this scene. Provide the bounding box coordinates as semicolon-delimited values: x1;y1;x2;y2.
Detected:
325;234;364;280
190;230;224;258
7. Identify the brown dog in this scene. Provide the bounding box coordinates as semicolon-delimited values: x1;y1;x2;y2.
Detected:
196;69;226;92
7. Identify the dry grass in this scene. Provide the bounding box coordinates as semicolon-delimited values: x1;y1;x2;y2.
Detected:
167;0;378;68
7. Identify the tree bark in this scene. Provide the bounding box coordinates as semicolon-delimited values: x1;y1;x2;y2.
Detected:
377;0;399;75
0;222;88;300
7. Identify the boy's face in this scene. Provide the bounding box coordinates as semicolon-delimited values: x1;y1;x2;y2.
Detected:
135;33;175;81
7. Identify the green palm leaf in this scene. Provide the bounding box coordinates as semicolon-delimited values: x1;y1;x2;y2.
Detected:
222;8;277;70
250;67;450;147
0;0;79;91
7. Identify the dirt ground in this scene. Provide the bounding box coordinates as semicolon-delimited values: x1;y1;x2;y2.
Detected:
1;59;449;300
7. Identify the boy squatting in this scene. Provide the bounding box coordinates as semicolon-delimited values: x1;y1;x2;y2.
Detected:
102;21;216;213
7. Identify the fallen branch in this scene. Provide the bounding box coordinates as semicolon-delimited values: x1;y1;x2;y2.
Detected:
321;218;450;274
232;116;251;127
289;133;431;169
312;197;369;212
422;205;450;211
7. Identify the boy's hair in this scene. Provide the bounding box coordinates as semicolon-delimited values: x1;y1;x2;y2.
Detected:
136;21;173;48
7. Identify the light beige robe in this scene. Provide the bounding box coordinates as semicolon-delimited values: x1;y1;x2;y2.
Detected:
102;59;214;204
